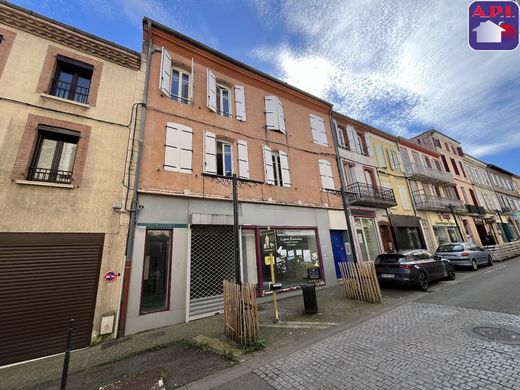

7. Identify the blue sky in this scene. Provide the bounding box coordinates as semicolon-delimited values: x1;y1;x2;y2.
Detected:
9;0;520;174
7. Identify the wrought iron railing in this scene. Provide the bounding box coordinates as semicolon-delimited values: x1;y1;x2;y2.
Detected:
412;191;465;212
466;204;486;215
404;163;455;185
28;167;73;184
346;182;397;206
50;78;89;104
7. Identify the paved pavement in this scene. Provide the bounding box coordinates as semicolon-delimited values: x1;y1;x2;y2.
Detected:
200;258;520;390
254;303;520;390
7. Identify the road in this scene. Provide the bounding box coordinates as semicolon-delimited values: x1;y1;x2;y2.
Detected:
201;258;520;390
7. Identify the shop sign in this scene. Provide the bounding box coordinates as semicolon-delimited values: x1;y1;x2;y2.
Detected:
261;229;277;256
350;208;376;218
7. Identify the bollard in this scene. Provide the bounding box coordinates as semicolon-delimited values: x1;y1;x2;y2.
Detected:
60;319;75;390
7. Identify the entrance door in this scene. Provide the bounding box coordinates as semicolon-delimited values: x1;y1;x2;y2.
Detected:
0;233;104;366
189;225;235;320
355;218;381;262
330;230;348;278
378;224;393;252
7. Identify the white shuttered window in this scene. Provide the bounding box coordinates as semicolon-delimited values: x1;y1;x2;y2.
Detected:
203;130;217;174
164;122;193;174
318;160;335;190
279;150;291;187
263;145;275;185
310;114;328;145
234;85;246;121
159;47;172;96
237;140;249;179
265;96;286;133
207;69;217;112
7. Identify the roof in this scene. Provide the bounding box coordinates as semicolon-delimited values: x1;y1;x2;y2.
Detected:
397;137;441;158
0;1;140;70
144;17;333;108
487;164;515;176
413;129;461;145
331;111;399;143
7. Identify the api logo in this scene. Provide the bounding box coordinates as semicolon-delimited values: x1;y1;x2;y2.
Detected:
469;1;519;50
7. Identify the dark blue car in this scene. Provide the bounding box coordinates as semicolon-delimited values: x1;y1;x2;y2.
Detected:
375;249;456;290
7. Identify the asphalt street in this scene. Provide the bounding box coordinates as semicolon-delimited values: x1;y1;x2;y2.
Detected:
200;258;520;390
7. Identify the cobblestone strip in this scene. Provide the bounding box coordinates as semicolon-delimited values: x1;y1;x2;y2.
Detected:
255;303;520;390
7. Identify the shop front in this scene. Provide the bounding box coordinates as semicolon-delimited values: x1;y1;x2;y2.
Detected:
426;212;463;247
349;208;384;262
388;215;426;250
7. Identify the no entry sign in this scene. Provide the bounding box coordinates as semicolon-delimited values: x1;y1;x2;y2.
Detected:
103;271;118;283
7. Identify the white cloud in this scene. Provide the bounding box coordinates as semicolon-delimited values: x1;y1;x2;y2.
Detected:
250;0;520;158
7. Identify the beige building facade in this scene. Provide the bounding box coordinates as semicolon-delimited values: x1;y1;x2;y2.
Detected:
0;2;141;366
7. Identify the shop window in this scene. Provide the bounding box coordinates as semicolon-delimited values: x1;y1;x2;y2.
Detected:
258;228;322;292
28;125;79;184
140;230;172;314
50;55;93;104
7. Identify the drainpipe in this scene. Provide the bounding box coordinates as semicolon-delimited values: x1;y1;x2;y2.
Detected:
117;19;154;337
328;111;358;264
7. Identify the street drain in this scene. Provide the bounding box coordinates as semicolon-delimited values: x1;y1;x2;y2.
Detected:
467;325;520;345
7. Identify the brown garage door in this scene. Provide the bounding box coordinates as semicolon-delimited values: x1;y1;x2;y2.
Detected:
0;233;104;366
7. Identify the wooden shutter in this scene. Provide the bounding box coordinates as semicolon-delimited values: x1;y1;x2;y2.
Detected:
310;114;327;145
277;97;286;134
264;96;278;130
319;159;334;190
234;85;246;121
190;58;195;104
165;122;193;174
375;144;386;168
263;145;274;184
279;150;291;187
203;130;217;174
346;126;356;151
207;69;217;112
159;47;172;96
363;133;371;156
237;140;249;179
399;185;411;210
333;120;345;147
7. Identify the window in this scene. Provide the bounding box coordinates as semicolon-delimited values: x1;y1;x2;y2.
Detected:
424;156;432;168
444;142;450;151
433;137;441;148
318;160;334;190
140;230;171;314
165;122;193;174
216;140;233;176
310;114;328;145
459;161;467;177
264;96;286;133
50;56;93;104
216;84;232;117
28;126;79;184
450;158;460;175
440;155;450;172
263;145;290;187
171;67;190;103
388;150;401;171
451;145;457;154
344;163;356;185
337;126;349;149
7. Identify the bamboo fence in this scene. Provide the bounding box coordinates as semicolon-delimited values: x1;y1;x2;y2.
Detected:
339;261;382;304
223;280;260;345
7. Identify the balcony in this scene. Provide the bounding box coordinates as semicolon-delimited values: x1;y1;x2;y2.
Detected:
404;163;455;186
412;191;466;213
465;204;486;215
346;182;397;208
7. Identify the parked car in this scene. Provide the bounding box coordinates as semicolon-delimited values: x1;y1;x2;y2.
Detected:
434;242;493;271
374;249;455;291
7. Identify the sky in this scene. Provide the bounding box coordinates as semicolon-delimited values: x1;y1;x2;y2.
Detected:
9;0;520;174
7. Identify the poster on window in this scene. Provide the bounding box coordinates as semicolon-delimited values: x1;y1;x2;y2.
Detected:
260;228;322;292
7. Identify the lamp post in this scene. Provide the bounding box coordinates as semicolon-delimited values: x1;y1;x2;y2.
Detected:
447;204;464;241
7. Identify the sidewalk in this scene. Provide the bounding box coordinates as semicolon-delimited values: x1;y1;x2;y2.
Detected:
1;285;400;390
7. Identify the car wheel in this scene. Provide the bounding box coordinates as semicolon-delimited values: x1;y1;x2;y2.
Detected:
471;259;478;271
487;255;493;266
418;272;429;291
445;265;456;280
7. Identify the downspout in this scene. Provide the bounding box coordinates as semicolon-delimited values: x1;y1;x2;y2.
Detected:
328;111;358;264
117;19;154;337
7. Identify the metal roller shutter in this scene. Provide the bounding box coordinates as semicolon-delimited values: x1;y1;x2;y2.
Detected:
0;233;104;366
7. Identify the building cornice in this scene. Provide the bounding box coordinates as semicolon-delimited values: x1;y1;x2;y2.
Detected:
397;137;441;158
0;1;140;70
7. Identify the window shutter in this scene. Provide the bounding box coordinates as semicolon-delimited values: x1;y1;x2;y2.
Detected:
203;130;217;174
310;114;327;145
375;144;386;168
234;85;246;121
388;150;399;170
318;159;334;190
334;120;345;147
363;133;372;156
165;122;192;174
207;69;217;112
264;96;277;130
159;47;172;96
399;186;411;210
263;145;275;185
277;98;286;134
237;140;249;179
279;150;291;187
190;58;194;104
346;126;356;151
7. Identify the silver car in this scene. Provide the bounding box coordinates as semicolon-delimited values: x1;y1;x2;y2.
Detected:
434;242;493;271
